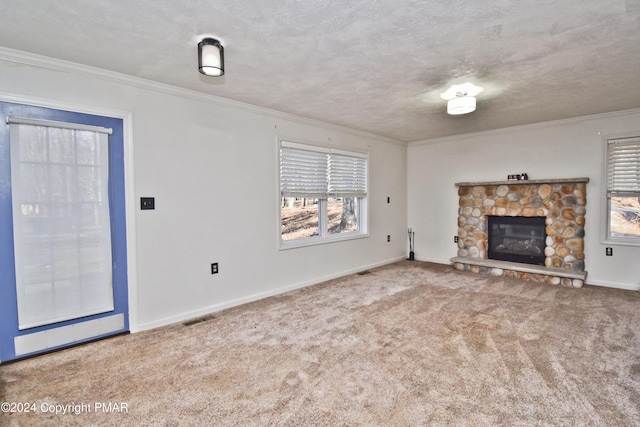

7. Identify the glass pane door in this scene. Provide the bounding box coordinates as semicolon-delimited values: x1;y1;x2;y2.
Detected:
10;123;114;329
0;102;129;363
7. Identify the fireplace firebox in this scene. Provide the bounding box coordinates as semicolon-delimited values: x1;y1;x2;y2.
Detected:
488;216;546;266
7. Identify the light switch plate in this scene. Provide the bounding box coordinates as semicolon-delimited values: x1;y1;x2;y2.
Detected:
140;197;155;210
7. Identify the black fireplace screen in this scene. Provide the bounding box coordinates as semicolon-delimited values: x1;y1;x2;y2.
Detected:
487;216;546;265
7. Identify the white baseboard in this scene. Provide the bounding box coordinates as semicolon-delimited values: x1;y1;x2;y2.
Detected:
137;255;638;332
584;279;640;291
413;255;452;265
137;255;407;332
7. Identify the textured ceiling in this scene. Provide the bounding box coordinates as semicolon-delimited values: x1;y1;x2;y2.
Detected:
1;0;639;142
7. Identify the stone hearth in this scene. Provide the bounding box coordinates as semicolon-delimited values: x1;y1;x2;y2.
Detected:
451;178;589;288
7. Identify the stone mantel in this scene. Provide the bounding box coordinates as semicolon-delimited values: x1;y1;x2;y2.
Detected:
455;177;589;187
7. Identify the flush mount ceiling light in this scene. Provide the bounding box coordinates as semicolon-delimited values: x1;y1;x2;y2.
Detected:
441;82;483;115
198;38;224;76
447;92;476;115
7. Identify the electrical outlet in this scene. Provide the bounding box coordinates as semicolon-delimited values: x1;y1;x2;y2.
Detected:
211;262;219;274
454;236;459;243
605;247;613;256
387;235;391;242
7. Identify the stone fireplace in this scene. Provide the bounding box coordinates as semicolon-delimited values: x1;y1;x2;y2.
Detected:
450;178;588;288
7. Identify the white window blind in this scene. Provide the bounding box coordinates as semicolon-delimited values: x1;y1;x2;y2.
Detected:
280;141;368;198
280;142;328;198
328;151;368;197
9;118;114;330
607;136;640;196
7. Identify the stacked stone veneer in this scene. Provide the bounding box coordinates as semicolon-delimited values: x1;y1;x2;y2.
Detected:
454;178;588;287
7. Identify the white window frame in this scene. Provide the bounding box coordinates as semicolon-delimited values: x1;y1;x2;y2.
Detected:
279;139;369;249
602;131;640;246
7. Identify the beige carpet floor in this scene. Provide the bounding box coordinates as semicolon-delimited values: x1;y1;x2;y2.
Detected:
1;261;639;426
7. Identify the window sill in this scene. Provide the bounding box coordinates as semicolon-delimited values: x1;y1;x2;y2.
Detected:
602;237;640;247
279;232;369;250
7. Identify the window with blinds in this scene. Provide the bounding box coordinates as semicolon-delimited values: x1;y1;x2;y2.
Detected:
279;140;368;246
605;135;640;243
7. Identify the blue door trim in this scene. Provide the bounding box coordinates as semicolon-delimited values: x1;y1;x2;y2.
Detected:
0;101;129;362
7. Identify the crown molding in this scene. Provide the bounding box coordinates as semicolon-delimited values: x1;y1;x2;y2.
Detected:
0;46;403;146
409;107;640;146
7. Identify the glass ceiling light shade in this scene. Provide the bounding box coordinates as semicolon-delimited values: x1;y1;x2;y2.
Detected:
198;38;224;76
447;94;476;115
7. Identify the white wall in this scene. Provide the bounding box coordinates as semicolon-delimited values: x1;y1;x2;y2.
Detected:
0;56;408;331
408;110;640;290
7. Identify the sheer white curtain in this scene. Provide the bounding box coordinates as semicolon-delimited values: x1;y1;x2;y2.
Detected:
9;119;114;330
